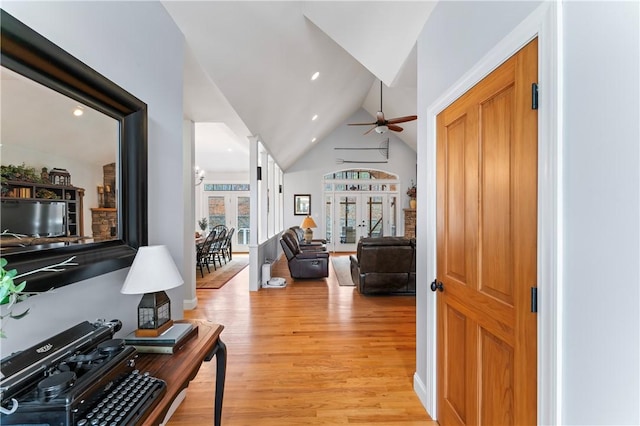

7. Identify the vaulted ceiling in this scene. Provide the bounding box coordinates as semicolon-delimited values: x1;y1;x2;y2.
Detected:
162;1;436;172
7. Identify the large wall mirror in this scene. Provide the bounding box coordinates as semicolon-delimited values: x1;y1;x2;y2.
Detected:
0;10;148;292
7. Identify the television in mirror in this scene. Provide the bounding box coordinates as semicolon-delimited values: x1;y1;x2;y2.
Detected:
1;200;66;237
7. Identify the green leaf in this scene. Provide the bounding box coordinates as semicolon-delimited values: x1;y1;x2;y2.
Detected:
0;258;7;268
10;307;30;319
14;281;26;293
16;294;30;302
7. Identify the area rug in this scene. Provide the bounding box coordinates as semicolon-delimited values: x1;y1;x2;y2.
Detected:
331;255;355;286
196;255;249;289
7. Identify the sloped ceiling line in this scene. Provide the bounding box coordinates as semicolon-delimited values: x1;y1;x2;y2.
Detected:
163;1;435;172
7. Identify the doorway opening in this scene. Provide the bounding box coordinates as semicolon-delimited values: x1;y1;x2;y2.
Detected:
200;184;250;253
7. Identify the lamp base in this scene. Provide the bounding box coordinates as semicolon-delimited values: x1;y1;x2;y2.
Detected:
135;319;174;337
304;227;313;243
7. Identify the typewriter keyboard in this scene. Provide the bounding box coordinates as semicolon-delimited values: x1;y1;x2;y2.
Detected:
76;369;166;426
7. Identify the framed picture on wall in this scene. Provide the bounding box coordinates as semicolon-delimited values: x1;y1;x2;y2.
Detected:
294;194;311;216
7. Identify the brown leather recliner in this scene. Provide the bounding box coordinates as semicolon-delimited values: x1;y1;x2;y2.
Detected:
280;229;329;279
349;237;416;294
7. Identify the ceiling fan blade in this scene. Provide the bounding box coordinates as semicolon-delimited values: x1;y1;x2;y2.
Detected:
363;126;377;135
386;115;418;125
388;124;404;132
348;121;377;126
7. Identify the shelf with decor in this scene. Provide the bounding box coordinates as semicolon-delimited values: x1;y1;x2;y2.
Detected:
1;180;85;238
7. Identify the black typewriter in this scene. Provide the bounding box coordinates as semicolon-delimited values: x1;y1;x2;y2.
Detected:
0;319;166;426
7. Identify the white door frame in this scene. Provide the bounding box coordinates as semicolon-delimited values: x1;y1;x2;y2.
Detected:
200;191;251;252
329;192;397;251
416;2;562;424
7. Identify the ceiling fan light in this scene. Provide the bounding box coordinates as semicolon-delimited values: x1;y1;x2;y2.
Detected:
375;125;388;134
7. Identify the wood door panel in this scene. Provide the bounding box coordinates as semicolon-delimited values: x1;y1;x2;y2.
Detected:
480;86;516;306
444;115;468;283
444;306;468;423
436;38;537;426
479;327;515;426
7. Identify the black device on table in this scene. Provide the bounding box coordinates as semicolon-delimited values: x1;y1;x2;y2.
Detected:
0;319;166;425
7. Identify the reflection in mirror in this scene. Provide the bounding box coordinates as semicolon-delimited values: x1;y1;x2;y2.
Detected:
1;66;120;252
0;9;147;293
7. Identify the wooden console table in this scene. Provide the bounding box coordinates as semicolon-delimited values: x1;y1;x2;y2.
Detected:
134;320;226;426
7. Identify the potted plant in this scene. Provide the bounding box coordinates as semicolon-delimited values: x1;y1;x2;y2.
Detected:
0;258;29;338
196;217;208;238
0;256;78;338
198;217;208;233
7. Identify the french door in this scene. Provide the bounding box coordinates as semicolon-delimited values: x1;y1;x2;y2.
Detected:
206;193;250;252
327;193;398;252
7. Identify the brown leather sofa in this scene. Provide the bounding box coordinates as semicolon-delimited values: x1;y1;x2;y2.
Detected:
349;237;416;295
280;229;329;279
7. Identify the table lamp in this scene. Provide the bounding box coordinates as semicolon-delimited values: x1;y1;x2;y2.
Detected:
300;216;318;243
121;245;184;337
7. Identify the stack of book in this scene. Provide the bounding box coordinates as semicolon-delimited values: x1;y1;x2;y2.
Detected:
124;323;198;354
18;187;32;198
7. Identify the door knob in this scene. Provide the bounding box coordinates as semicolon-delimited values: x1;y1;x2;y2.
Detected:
430;279;444;292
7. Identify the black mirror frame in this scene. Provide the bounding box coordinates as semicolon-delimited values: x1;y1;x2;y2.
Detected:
293;194;311;216
0;10;148;292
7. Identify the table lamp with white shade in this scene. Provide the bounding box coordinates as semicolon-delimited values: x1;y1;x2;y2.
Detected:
121;245;183;337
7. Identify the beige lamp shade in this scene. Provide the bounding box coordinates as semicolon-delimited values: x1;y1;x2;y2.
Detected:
300;216;317;229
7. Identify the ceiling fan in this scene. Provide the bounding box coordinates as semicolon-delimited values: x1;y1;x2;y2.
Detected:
348;81;417;135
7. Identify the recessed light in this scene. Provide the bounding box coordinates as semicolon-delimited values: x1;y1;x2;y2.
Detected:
73;107;84;116
311;71;320;81
312;114;318;121
227;148;233;152
311;137;317;143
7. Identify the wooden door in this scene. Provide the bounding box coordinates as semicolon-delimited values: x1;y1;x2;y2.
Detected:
436;38;538;425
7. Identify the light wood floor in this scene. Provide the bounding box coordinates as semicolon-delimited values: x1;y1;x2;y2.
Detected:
167;254;435;425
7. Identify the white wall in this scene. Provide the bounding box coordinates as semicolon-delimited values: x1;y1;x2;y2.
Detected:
561;2;639;424
284;108;417;238
1;2;186;355
416;1;640;424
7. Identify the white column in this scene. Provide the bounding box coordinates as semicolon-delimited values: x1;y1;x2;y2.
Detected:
182;120;197;310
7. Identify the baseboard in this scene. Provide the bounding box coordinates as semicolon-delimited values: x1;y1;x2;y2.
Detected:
183;297;197;310
413;372;431;417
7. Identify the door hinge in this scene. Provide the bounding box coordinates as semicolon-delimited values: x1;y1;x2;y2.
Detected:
531;287;538;313
531;83;539;110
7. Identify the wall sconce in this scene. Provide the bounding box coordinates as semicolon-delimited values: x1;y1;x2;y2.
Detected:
195;166;205;186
